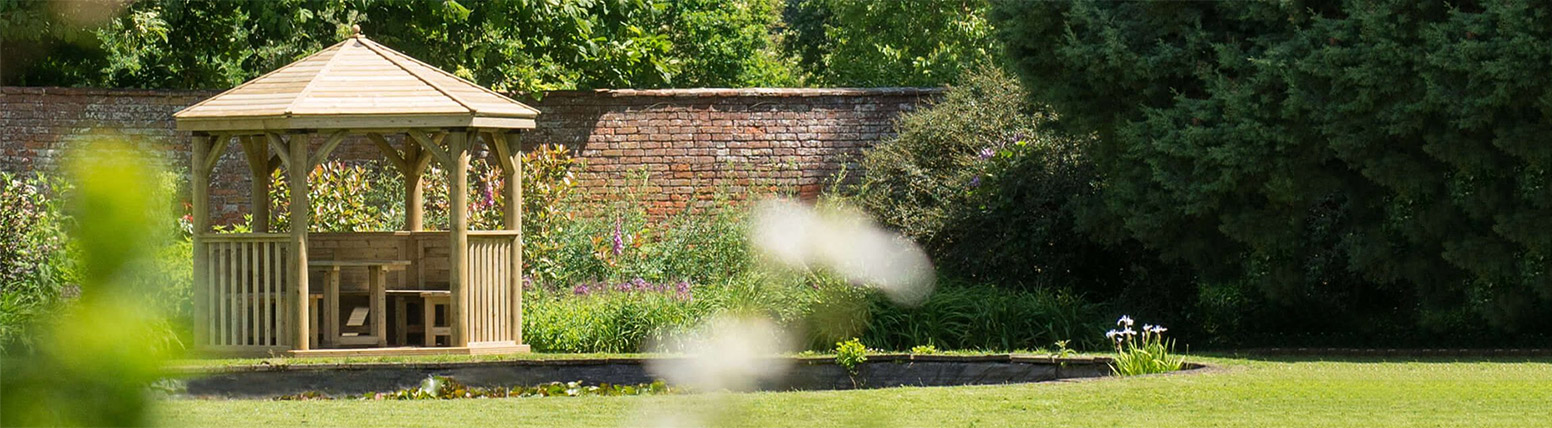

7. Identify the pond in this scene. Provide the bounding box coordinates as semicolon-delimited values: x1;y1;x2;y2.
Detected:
172;354;1182;398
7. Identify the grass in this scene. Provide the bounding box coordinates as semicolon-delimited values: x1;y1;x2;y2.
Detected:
157;354;1552;427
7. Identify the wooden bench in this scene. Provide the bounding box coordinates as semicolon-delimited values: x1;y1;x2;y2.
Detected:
388;290;452;347
311;260;411;348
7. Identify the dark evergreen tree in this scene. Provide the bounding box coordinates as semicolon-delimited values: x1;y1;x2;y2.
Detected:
991;0;1552;336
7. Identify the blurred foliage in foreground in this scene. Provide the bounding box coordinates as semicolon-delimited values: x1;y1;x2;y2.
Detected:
1;141;181;427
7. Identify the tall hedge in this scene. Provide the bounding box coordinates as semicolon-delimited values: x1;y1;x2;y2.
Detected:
990;0;1552;334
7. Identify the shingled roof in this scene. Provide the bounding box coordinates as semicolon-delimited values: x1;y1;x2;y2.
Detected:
175;33;538;132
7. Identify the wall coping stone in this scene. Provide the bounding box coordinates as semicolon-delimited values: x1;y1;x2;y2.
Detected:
4;86;945;99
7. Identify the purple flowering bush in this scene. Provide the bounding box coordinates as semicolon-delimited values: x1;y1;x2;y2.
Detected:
0;173;75;349
526;170;754;289
520;173;775;353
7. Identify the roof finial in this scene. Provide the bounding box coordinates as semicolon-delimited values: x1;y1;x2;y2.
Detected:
351;24;362;37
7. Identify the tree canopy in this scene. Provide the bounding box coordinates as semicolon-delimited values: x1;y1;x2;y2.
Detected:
1;0;795;91
991;0;1552;332
1;0;1010;90
782;0;998;87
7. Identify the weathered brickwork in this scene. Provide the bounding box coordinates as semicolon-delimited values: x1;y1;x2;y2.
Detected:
1;86;939;224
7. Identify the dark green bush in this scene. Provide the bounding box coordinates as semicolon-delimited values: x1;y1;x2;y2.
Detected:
859;66;1187;301
861;281;1104;351
990;0;1552;341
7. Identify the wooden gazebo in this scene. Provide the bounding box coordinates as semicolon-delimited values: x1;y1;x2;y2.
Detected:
175;29;534;356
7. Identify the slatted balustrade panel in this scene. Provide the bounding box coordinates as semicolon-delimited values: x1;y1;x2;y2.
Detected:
466;235;515;343
199;235;291;349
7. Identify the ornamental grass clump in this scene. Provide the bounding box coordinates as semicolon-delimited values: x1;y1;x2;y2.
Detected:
1106;315;1184;376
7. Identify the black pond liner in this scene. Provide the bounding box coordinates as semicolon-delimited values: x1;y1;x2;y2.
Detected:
172;354;1204;398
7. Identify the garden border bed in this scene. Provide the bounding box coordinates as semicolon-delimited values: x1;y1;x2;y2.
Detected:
172;354;1203;398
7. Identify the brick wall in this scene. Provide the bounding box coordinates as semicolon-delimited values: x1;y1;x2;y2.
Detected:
1;86;940;224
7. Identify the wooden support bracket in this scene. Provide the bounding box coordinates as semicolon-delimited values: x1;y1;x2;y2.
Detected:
367;133;409;173
202;134;229;175
489;131;516;173
407;129;452;167
265;133;293;171
308;130;350;169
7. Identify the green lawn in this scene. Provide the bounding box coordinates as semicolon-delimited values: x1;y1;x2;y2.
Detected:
158;355;1552;427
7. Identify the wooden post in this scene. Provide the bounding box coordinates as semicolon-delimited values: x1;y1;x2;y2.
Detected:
324;267;339;348
447;130;470;347
191;134;215;348
371;266;387;347
282;133;312;350
239;136;271;233
404;142;428;231
500;132;524;344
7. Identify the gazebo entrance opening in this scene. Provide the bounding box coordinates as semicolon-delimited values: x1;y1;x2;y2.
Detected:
175;31;535;357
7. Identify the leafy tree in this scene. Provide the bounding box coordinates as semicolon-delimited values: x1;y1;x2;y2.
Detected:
1;0;794;91
665;0;799;87
991;0;1552;334
782;0;999;86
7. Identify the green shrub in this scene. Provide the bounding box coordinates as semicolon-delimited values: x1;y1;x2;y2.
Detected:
833;337;867;376
858;66;1181;299
522;284;709;353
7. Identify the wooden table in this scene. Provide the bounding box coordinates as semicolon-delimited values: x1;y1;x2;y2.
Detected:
311;260;410;347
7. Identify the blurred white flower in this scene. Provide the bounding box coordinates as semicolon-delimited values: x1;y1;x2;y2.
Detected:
1121;327;1137;336
646;314;793;393
1117;315;1134;327
751;198;936;305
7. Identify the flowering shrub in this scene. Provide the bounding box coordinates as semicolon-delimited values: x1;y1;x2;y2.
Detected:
420;145;577;233
270;161;401;232
526;169;753;288
569;277;694;301
0;173;75;350
1105;315;1185;376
